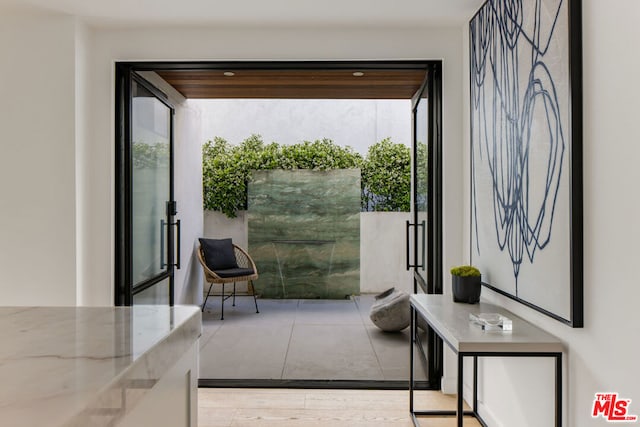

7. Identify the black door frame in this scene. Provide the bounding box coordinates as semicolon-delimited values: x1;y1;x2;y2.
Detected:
115;66;177;306
114;60;443;389
410;62;444;388
411;62;443;296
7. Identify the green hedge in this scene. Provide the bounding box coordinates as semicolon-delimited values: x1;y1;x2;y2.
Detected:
202;134;415;217
361;138;410;212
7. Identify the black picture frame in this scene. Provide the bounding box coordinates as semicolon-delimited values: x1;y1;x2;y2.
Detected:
469;0;583;327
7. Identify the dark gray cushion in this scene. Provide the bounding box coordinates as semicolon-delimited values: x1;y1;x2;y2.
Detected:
199;238;238;270
214;267;255;278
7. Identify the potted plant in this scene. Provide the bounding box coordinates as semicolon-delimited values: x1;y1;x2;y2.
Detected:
450;265;482;303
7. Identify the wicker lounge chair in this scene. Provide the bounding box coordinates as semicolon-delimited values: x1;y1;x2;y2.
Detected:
197;238;260;319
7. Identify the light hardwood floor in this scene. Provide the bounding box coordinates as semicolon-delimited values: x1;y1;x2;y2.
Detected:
198;388;482;427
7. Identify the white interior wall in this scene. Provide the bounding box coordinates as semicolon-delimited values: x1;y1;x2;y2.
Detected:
75;20;90;304
79;21;113;305
0;11;78;305
459;1;640;426
83;25;464;306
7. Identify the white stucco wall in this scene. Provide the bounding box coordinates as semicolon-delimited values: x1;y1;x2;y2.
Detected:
195;99;411;155
174;100;205;305
203;210;249;249
360;212;414;294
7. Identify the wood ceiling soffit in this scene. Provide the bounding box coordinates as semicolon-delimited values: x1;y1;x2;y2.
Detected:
156;69;426;99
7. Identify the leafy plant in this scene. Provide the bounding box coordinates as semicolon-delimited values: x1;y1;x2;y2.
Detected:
361;138;411;212
415;141;428;211
202;137;248;217
132;142;169;169
450;265;481;277
202;134;413;217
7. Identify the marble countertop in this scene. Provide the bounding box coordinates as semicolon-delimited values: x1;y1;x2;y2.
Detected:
0;305;201;427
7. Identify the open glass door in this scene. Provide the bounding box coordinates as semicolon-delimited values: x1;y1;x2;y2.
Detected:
115;67;179;306
408;62;443;387
412;78;428;294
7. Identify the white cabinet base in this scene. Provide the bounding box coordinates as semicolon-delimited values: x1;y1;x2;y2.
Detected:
117;341;199;427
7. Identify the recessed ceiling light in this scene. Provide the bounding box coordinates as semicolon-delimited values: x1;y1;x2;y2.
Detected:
352;71;365;77
223;71;235;77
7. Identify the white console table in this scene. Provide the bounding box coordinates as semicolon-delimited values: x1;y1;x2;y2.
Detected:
409;294;563;426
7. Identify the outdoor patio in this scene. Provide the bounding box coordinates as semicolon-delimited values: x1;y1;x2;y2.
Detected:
199;294;428;383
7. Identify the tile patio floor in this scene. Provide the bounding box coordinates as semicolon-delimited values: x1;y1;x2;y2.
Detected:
199;294;427;382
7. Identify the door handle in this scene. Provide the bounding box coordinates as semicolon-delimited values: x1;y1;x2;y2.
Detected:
406;221;411;270
406;220;426;270
419;219;425;269
160;219;167;269
162;219;181;270
160;218;181;270
163;219;180;270
173;219;181;270
163;200;181;270
165;201;180;269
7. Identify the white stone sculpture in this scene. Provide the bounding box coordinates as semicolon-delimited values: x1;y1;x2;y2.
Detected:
369;287;410;332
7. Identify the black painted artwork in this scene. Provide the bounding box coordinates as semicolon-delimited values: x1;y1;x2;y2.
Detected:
470;0;567;295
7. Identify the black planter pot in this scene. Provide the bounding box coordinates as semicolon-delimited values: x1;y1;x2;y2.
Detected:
452;275;481;303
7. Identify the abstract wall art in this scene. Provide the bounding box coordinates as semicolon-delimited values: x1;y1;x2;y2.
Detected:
469;0;583;326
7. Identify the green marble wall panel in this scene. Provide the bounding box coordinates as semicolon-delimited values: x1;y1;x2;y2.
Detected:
248;169;360;299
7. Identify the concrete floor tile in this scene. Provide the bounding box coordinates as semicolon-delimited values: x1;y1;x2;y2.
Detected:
200;310;224;343
201;295;263;322
250;299;300;323
199;298;425;382
199;322;293;379
283;324;384;380
366;326;428;381
203;298;299;325
367;327;410;358
294;299;363;325
353;293;376;318
366;327;411;380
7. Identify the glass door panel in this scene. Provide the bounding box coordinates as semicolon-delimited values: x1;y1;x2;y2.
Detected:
116;67;176;307
131;81;171;285
414;93;429;292
133;277;171;305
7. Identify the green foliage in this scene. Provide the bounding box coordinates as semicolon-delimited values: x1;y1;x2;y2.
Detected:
132;142;169;169
415;141;428;211
360;138;411;212
450;265;481;277
202;134;414;217
202;137;248;218
202;135;363;217
278;139;363;170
